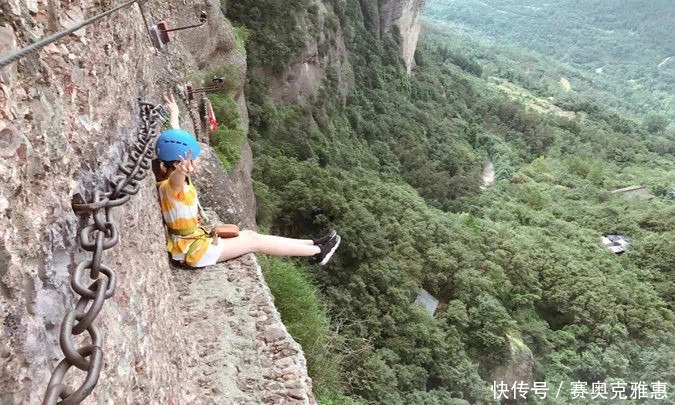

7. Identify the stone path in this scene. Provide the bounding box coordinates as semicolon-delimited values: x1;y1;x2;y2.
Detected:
172;252;316;404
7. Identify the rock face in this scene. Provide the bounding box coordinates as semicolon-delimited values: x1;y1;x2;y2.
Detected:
260;0;426;104
389;0;426;74
480;159;495;190
255;0;353;106
0;0;314;403
194;147;256;230
360;0;426;73
489;334;534;388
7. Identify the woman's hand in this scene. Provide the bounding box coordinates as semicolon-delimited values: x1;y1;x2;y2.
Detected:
162;90;181;129
167;151;196;191
174;151;196;176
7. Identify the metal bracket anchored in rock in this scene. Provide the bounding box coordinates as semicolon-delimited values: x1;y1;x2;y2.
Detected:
149;11;208;51
42;101;163;405
186;76;226;100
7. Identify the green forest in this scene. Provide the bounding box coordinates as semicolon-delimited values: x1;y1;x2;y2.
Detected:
424;0;675;122
222;0;675;403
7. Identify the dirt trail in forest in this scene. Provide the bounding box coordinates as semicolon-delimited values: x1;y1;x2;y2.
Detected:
657;56;672;68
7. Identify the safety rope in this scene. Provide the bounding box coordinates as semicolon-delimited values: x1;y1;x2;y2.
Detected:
0;0;139;69
42;100;163;405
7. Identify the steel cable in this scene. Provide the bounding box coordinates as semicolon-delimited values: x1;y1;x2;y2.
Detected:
0;0;138;69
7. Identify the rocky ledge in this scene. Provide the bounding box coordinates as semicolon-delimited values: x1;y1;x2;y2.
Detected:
174;251;316;405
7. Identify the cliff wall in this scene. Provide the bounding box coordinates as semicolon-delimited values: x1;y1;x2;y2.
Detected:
251;0;425;105
386;0;426;74
0;0;314;403
360;0;426;74
251;0;353;106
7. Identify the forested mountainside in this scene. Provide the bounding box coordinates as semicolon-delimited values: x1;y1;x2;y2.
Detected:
424;0;675;122
225;0;675;403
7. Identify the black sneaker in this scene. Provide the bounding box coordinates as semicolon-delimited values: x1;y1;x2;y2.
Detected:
312;230;337;245
315;235;341;265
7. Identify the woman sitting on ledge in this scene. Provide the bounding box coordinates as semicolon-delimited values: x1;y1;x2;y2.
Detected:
154;92;340;268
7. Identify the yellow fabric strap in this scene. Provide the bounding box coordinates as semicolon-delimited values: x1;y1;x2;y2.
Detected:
167;226;199;236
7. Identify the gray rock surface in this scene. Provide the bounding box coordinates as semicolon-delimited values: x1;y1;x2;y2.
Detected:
196;145;256;230
489;333;534;388
256;0;353;106
360;0;426;73
174;249;316;405
260;0;425;106
389;0;426;74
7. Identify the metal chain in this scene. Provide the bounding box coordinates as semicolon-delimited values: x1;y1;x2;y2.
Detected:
43;101;163;405
0;0;140;69
172;82;204;141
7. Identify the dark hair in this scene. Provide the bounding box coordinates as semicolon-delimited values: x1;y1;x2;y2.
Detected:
158;160;191;184
152;159;180;182
162;160;179;169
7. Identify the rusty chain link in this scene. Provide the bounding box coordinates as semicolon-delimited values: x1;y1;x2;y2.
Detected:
174;83;204;141
43;100;164;405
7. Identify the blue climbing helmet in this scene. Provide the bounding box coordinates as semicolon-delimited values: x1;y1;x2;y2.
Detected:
155;129;201;161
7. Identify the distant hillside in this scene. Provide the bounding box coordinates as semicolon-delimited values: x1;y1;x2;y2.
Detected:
424;0;675;121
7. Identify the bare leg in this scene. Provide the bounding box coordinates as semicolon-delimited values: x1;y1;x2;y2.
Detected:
256;233;314;246
217;230;320;262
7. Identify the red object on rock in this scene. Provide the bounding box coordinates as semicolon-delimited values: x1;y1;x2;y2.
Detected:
206;99;218;133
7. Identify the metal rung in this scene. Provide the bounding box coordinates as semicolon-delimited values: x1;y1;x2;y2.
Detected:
148;12;206;51
149;24;167;51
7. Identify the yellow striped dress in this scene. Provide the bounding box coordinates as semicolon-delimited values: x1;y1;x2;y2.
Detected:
157;178;213;266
